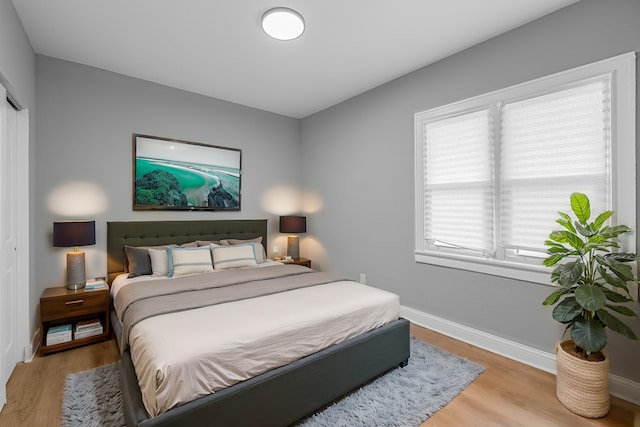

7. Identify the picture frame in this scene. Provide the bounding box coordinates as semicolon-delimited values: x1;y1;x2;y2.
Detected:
133;134;241;211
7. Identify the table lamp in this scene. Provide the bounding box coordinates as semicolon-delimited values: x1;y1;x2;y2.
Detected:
53;220;96;290
279;215;306;259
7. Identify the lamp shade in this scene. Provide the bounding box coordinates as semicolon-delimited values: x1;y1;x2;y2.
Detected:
279;216;306;234
53;220;96;247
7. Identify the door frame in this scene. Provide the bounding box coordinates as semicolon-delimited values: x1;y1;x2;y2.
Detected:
3;88;30;362
0;82;30;410
15;106;29;360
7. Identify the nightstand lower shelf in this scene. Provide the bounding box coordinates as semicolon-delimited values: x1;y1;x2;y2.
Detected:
41;331;110;355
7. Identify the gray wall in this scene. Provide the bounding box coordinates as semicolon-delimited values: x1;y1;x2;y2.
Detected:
300;0;640;382
35;56;302;305
0;0;35;107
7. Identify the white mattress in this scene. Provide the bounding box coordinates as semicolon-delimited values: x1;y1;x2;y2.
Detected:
113;269;400;417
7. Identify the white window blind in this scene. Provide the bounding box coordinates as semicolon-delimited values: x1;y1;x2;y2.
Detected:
500;76;611;252
423;109;494;254
414;52;635;284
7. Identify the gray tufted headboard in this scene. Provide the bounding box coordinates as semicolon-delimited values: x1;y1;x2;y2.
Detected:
106;219;268;283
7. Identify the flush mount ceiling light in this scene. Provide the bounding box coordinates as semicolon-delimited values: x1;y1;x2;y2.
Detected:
262;7;305;41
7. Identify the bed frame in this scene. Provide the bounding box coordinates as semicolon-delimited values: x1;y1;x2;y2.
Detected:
107;219;410;427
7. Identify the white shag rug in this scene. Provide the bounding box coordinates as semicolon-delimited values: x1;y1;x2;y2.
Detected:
61;336;484;427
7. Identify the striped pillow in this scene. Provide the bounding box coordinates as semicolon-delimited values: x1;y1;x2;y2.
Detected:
167;247;213;277
212;244;257;270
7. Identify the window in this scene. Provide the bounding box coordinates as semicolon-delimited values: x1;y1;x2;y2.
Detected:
414;52;636;284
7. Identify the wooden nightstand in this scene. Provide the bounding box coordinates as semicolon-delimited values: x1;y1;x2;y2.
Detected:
39;283;110;355
277;257;311;268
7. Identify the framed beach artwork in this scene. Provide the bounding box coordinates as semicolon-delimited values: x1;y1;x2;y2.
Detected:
133;134;241;211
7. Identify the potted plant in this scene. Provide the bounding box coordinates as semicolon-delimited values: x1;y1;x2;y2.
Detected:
542;192;639;418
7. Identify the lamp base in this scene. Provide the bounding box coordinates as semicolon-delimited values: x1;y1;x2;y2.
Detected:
66;251;86;290
287;235;300;259
67;282;85;290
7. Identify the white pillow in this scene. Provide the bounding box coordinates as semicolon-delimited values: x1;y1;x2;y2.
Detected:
167;247;213;277
212;244;257;270
148;248;170;276
220;239;266;263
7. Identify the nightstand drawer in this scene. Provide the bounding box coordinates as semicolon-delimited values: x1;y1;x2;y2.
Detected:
40;291;107;322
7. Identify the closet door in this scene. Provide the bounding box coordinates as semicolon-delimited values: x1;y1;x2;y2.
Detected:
0;90;18;408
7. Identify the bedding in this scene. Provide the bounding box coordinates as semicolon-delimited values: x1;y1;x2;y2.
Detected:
112;264;400;417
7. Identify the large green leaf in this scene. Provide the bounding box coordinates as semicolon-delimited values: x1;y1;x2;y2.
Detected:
545;240;566;248
570;192;591;224
605;253;640;263
597;309;639;340
601;257;635;281
556;212;576;233
574;221;595;237
548;230;568;243
562;231;585;251
543;254;564;267
598;270;630;292
600;225;632;239
592;210;613;231
549;230;584;249
552;298;582;323
601;288;634;303
605;304;637;317
575;283;606;311
587;234;609;245
570;319;607;354
550;265;563;284
542;288;571;306
584;241;619;252
559;261;583;287
546;246;570;254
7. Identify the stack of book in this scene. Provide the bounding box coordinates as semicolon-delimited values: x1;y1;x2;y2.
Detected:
85;279;106;290
46;324;72;346
74;319;103;339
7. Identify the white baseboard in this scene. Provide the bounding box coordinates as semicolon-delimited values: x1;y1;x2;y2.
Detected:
401;306;640;406
22;345;32;363
23;328;40;363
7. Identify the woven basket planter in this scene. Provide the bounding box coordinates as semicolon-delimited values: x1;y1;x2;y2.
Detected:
555;340;610;418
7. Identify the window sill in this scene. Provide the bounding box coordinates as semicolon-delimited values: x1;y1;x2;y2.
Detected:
415;251;551;285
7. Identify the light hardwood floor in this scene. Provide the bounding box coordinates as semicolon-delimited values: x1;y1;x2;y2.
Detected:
0;324;637;426
410;325;639;427
0;339;120;427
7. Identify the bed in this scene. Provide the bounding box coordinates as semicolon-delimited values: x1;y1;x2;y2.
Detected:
107;219;410;427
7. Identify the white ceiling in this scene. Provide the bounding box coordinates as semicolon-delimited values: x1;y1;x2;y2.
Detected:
12;0;579;118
